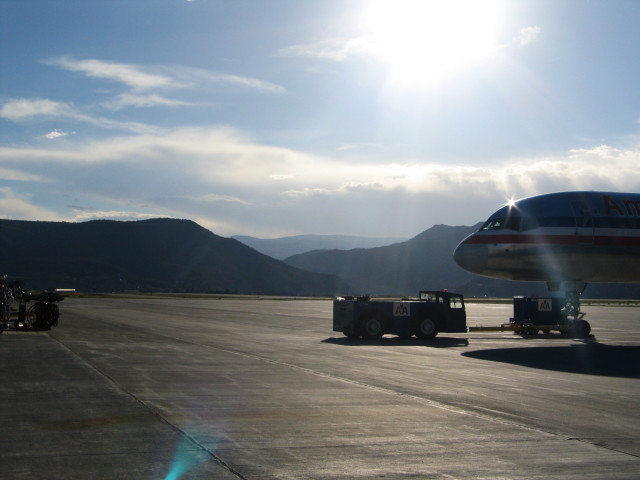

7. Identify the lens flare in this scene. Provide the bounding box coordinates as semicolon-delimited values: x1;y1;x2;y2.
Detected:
163;437;202;480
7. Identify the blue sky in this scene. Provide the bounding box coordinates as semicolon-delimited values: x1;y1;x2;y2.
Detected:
2;0;640;238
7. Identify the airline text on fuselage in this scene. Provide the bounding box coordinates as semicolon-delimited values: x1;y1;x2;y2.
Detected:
603;195;640;217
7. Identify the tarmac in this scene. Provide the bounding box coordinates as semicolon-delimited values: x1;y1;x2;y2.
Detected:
2;296;640;479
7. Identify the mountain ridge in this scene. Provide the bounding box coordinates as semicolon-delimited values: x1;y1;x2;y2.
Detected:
0;218;349;295
3;218;639;299
283;224;480;295
232;234;408;260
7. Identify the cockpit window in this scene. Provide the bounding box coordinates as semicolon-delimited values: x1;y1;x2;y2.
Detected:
481;205;523;231
481;213;521;231
480;218;504;231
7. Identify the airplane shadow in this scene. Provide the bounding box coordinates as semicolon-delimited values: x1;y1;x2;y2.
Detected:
462;343;640;378
322;336;469;348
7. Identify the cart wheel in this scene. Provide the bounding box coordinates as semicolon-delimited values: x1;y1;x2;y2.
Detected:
26;305;37;329
571;320;591;338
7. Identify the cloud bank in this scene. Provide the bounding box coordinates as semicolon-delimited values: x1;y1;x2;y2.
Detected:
1;124;638;236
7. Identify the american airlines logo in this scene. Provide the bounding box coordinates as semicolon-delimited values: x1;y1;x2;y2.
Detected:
604;195;640;216
538;298;552;311
393;302;410;316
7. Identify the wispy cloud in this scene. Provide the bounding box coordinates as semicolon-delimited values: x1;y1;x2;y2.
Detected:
270;174;294;180
0;98;156;133
33;56;286;122
45;56;286;99
515;26;541;47
1;98;76;120
0;187;64;220
337;143;378;151
166;66;286;94
104;93;192;110
44;56;178;91
282;187;334;197
199;193;250;205
70;209;162;222
0;167;47;182
278;37;372;61
1;57;287;141
44;129;69;139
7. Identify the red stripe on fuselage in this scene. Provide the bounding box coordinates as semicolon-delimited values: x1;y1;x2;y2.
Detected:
463;233;640;247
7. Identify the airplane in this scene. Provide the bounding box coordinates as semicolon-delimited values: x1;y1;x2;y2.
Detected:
453;191;640;336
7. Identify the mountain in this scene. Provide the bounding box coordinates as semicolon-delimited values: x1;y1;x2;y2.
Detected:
0;218;350;295
284;223;640;299
284;224;480;295
232;234;408;260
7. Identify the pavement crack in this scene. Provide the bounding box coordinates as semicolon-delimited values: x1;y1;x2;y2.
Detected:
49;335;248;480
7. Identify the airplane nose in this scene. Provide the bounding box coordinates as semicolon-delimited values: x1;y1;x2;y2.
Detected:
453;241;488;275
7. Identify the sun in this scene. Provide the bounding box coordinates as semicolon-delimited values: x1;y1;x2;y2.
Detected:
361;0;504;88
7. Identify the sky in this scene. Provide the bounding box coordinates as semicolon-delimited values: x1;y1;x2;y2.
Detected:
2;0;640;239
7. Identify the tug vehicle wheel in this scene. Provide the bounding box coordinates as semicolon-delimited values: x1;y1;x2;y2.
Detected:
415;316;439;339
361;316;384;340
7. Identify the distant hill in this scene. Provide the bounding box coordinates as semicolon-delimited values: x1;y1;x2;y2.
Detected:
284;224;480;295
232;234;408;260
284;223;640;299
0;218;350;295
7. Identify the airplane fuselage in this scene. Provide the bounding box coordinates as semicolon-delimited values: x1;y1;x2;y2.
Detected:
453;191;640;284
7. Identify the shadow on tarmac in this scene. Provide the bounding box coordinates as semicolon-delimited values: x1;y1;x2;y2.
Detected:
462;343;640;378
322;336;469;348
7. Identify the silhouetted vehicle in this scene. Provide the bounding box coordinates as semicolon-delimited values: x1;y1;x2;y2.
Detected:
26;291;62;330
333;290;467;339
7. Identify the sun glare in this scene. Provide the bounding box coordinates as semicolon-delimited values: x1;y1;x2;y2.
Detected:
362;0;504;87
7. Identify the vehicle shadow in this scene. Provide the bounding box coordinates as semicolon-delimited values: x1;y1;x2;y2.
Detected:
322;336;469;348
462;343;640;378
